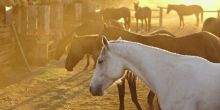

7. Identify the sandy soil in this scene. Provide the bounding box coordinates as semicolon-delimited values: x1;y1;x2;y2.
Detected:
0;15;210;110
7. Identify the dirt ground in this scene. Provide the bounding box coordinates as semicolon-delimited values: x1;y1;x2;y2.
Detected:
0;15;208;110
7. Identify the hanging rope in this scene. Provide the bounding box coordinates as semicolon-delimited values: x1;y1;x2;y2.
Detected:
11;23;32;72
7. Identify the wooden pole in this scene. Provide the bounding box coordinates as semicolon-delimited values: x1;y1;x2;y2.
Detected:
218;10;220;18
11;24;32;72
159;7;163;27
0;6;6;24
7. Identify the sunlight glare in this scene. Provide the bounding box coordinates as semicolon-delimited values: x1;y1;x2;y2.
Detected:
6;6;12;11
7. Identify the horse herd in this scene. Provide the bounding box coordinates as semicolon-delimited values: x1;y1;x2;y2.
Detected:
91;3;204;32
54;4;220;110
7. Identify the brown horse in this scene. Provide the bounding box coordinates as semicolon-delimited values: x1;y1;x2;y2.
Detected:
54;20;124;61
101;25;220;110
167;4;203;28
134;2;152;32
202;17;220;37
100;7;131;30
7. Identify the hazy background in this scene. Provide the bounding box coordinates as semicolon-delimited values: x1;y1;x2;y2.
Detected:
101;0;220;10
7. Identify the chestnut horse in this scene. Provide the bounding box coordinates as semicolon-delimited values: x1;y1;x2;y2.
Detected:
134;2;151;32
101;25;220;110
167;4;203;28
202;17;220;37
100;7;131;30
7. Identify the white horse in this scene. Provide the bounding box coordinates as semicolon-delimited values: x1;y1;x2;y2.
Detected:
90;36;220;110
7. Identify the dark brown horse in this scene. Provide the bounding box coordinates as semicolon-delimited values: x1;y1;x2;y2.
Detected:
100;7;131;30
202;17;220;37
65;35;101;71
167;4;203;28
134;2;152;32
101;25;220;110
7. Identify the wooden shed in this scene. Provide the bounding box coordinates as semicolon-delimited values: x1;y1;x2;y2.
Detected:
0;0;98;71
0;0;65;67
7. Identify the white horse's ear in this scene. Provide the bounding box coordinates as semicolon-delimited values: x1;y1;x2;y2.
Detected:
117;37;122;40
102;35;109;49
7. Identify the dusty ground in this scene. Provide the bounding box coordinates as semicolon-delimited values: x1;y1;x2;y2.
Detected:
0;15;210;110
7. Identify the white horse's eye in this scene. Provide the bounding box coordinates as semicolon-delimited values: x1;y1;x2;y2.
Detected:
98;59;103;64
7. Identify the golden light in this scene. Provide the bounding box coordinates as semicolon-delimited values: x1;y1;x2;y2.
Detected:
139;0;220;10
6;6;12;11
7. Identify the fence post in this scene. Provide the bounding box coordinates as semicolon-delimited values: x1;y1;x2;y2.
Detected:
218;10;220;18
159;7;163;27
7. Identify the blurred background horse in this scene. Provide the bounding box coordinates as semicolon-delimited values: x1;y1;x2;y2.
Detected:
134;2;152;32
100;7;131;30
167;4;203;28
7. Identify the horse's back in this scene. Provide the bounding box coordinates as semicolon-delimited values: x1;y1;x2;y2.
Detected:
174;4;203;15
135;7;151;18
202;17;220;37
103;7;130;20
177;31;220;62
71;35;102;54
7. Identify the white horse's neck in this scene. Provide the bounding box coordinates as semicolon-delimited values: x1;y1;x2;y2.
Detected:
110;41;183;93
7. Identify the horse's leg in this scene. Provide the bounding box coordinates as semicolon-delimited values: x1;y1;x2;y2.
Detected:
179;15;184;29
145;18;148;32
141;19;144;31
182;16;185;29
195;14;199;26
123;17;127;29
117;73;126;110
178;15;182;29
147;90;155;110
127;71;142;110
136;18;139;33
83;54;90;70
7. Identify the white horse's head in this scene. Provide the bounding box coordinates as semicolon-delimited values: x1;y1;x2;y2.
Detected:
90;36;125;96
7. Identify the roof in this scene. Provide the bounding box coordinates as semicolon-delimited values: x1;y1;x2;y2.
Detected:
0;0;86;6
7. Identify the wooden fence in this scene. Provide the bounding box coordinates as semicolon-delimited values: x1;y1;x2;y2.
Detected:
0;25;16;71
